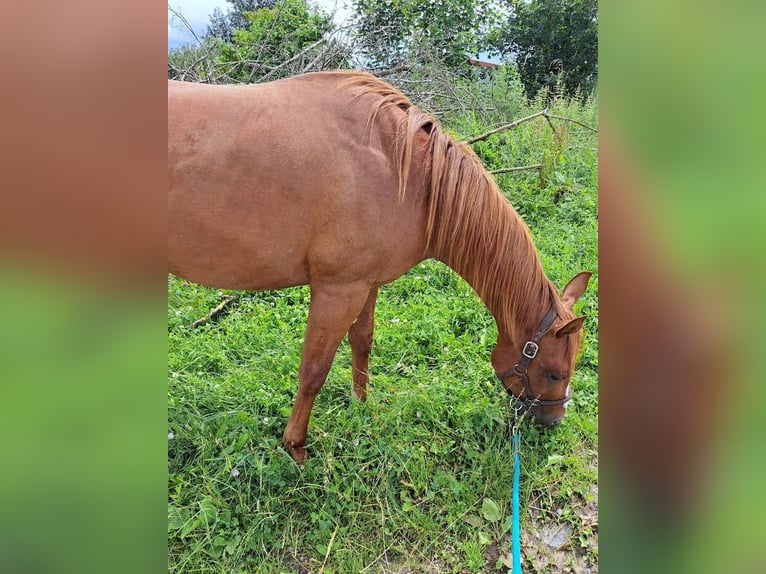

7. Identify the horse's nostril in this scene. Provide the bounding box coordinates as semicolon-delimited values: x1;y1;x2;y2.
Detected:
538;413;563;427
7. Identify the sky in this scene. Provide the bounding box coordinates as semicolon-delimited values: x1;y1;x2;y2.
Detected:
168;1;353;51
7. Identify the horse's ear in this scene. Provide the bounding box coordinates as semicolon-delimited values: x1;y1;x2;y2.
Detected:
556;316;586;338
561;271;592;309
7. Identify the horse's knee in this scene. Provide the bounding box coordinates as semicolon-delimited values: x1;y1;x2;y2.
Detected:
298;359;333;395
298;379;324;396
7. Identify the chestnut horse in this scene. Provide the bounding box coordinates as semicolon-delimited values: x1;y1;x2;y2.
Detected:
168;71;591;462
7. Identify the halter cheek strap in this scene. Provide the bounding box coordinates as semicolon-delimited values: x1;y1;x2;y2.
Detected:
495;307;573;409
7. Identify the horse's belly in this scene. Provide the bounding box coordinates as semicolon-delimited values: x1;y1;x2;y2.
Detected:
168;203;313;290
168;237;310;291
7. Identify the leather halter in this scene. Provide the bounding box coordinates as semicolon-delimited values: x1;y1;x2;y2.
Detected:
495;307;573;410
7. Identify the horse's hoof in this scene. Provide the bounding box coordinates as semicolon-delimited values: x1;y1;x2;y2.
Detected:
287;443;308;464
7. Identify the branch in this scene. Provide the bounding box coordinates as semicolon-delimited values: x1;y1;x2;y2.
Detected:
463;110;548;145
373;65;413;78
432;107;495;116
248;0;288;81
169;46;215;82
543;113;559;138
190;294;240;329
544;112;598;134
443;72;469;117
252;37;326;83
168;6;202;47
300;38;340;74
490;164;543;175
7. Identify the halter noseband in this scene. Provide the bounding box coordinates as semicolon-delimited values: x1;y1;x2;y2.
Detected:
495;307;573;409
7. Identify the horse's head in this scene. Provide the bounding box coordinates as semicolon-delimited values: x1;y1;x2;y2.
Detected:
492;272;592;426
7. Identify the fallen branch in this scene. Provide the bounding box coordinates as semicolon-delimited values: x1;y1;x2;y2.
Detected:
373;65;413;78
463;110;548;145
432;107;495;116
545;112;598;133
543;113;559;138
251;37;326;83
301;37;342;74
490;164;543;175
463;109;597;146
191;294;240;329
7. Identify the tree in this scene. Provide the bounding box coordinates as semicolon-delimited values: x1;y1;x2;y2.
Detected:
353;0;499;71
207;0;277;41
169;0;346;84
491;0;597;98
216;0;346;83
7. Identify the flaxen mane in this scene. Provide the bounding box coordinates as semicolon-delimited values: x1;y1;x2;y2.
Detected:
343;72;570;344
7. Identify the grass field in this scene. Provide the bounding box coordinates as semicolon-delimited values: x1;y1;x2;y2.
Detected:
168;83;597;573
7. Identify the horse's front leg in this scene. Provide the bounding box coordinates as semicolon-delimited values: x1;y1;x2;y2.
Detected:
348;287;378;401
283;282;372;463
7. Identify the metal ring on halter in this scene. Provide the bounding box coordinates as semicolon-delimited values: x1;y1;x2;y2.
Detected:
512;364;527;376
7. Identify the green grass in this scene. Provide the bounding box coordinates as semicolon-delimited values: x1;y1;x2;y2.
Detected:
168;86;597;573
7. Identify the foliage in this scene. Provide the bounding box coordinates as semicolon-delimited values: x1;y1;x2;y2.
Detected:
207;0;277;42
169;0;597;95
352;0;500;70
491;0;598;98
216;0;344;83
169;0;346;83
168;74;598;571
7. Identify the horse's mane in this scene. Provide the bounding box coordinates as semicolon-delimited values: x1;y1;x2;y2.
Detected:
341;71;567;341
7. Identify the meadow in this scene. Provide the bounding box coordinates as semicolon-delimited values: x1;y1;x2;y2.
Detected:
168;71;598;573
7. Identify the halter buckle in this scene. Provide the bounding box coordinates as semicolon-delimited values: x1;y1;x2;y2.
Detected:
522;341;539;359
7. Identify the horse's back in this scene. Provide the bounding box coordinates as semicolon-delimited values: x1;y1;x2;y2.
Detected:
168;73;428;291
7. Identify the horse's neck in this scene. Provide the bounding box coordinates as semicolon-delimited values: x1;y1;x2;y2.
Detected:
435;201;554;345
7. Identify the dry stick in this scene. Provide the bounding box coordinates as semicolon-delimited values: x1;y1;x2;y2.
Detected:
168;6;202;46
374;64;414;78
543;113;560;138
433;107;496;116
174;43;220;82
463;109;548;145
446;76;470;117
490;164;543;175
464;110;598;145
301;38;340;74
255;37;326;83
545;112;598;133
246;0;288;83
462;109;596;174
190;295;240;329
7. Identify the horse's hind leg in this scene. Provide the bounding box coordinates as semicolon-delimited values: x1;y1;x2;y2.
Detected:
348;287;378;402
283;282;371;463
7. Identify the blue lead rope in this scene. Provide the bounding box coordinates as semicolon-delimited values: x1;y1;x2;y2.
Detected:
511;431;521;574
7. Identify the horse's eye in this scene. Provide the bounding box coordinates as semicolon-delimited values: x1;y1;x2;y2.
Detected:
547;371;568;382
